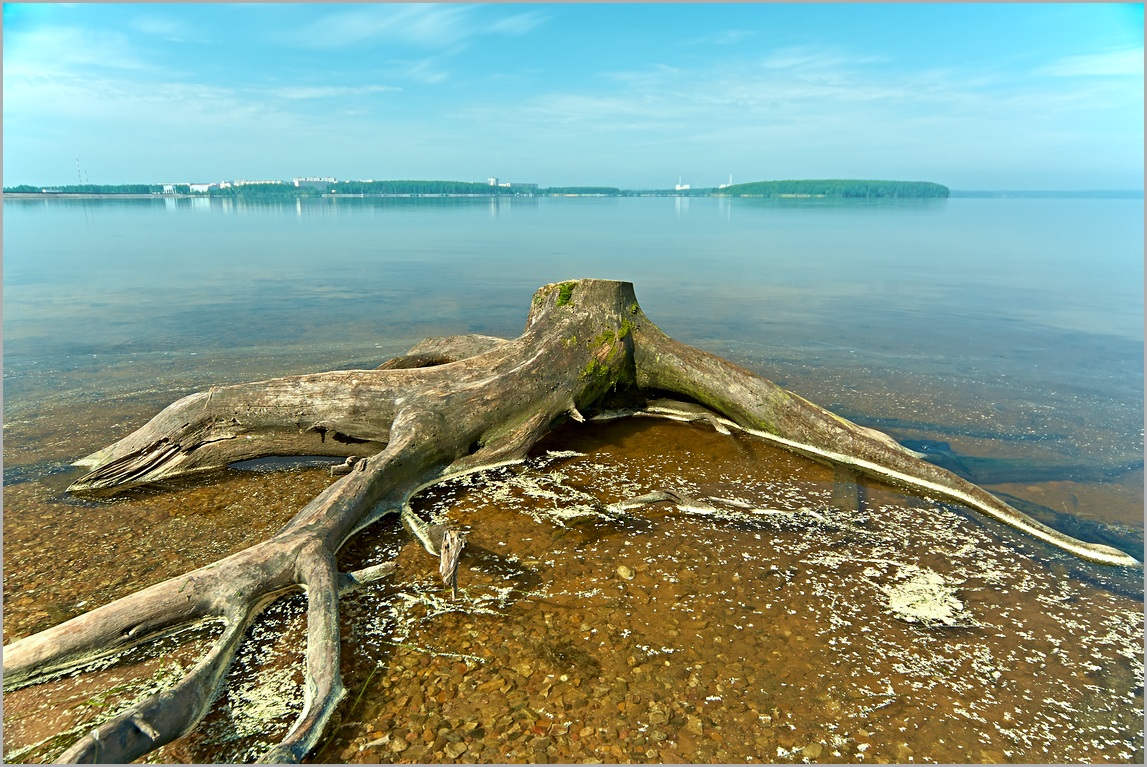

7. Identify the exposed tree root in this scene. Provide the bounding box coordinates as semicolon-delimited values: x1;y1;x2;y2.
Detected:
3;279;1137;764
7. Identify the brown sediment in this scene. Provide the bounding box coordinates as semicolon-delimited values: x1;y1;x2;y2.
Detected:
318;418;1144;765
986;470;1146;532
3;418;1142;763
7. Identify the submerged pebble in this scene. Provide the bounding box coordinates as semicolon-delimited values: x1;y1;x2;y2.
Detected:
3;418;1143;764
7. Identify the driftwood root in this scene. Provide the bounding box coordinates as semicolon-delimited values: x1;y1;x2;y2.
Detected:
4;279;1137;764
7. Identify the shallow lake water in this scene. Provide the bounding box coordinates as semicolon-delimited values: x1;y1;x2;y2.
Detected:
3;417;1142;764
2;195;1143;763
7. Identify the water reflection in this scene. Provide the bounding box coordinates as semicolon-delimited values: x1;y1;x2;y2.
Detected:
4;196;1141;503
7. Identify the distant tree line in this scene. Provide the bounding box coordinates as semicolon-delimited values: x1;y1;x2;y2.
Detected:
325;181;627;196
6;179;951;199
625;188;717;197
718;180;950;198
4;183;165;194
324;180;504;196
207;184;317;199
543;187;623;196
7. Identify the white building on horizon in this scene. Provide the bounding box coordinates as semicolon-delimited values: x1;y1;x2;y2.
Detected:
293;176;336;186
160;182;216;194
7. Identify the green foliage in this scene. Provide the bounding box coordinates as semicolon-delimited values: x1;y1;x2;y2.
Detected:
6;183;163;194
327;180;508;196
581;358;603;381
556;282;577;306
587;329;617;348
718;179;949;199
208;184;316;199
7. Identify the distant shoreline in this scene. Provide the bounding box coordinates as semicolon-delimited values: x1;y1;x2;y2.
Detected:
3;193;169;199
4;189;1142;201
949;190;1144;199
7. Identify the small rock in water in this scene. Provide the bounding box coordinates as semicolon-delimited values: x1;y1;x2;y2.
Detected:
616;565;635;580
803;742;824;759
445;741;468;758
389;736;410;753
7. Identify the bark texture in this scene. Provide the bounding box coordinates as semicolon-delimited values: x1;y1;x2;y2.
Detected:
4;279;1137;764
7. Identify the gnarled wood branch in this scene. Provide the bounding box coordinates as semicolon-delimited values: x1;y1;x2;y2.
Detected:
4;279;1137;764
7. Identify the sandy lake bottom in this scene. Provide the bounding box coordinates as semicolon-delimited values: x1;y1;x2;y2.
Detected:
3;403;1143;764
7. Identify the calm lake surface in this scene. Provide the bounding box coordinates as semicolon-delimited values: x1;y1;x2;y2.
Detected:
3;195;1143;763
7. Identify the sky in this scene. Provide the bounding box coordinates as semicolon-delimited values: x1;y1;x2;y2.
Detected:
3;3;1143;190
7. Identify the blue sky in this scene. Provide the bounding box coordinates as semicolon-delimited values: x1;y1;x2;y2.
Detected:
3;3;1143;189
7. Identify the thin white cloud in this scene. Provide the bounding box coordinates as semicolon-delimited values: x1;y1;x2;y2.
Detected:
687;29;756;46
286;4;546;51
1039;48;1144;77
601;64;682;87
762;47;853;72
486;10;549;36
584;54;924;127
4;7;1139;189
761;46;889;73
3;69;396;132
129;15;185;38
129;17;177;36
127;14;214;45
521;93;661;127
400;60;451;85
290;4;473;49
5;72;256;125
453;40;1142;173
3;25;161;76
272;84;401;100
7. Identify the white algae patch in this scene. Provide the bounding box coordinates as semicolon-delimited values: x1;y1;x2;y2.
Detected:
881;566;969;627
206;667;301;741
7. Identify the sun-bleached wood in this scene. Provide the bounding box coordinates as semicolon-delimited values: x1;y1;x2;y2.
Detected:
4;279;1136;764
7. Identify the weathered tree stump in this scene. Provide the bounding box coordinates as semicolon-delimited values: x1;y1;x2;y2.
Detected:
2;279;1137;764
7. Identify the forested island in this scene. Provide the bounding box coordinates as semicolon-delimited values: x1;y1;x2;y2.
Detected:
4;178;949;199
